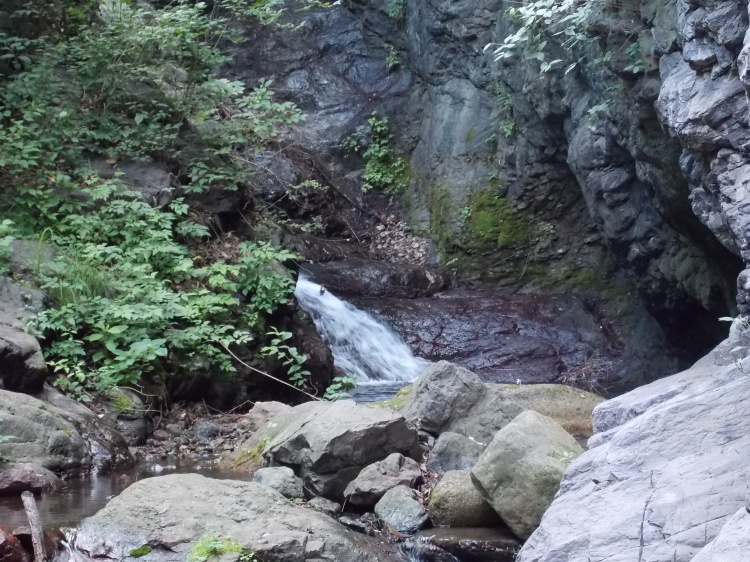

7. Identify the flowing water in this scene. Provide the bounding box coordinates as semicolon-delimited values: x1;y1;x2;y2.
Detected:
294;276;431;384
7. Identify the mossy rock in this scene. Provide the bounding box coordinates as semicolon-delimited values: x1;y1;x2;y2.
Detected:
466;189;530;249
373;386;413;411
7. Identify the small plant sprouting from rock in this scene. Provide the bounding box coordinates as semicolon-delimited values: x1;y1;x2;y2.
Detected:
341;116;410;196
129;545;152;558
386;45;399;71
387;0;405;20
187;537;244;562
323;375;357;400
260;327;311;389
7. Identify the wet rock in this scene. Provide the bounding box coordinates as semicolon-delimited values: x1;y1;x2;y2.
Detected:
75;474;395;562
0;526;29;562
305;260;444;299
344;453;422;507
426;432;484;474
516;340;750;561
193;420;221;442
263;400;418;501
12;528;64;561
239;401;292;434
429;471;500;528
103;388;148;447
374;485;429;535
253;467;303;499
691;507;750;562
413;528;521;562
471;411;583;540
338;513;381;537
0;388;133;477
307;496;341;517
0;464;62;496
404;361;602;445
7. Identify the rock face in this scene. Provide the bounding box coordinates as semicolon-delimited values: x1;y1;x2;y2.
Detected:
75;474;397;562
690;507;750;562
343;453;422;507
429;470;500;528
0;464;61;496
0;387;133;477
516;339;750;561
471;411;584;540
263;400;418;500
253;467;304;499
404;361;602;445
374;485;429;534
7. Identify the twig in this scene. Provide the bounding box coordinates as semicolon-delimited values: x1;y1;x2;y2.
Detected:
220;343;322;401
21;491;46;562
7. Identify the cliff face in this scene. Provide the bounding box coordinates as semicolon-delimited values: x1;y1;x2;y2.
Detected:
228;1;749;371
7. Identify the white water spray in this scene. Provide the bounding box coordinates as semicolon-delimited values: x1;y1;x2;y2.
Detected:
295;276;430;383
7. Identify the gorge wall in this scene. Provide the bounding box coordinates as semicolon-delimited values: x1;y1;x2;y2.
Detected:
228;0;750;388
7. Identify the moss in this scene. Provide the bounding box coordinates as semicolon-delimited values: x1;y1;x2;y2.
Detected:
426;180;456;262
235;437;270;468
107;387;136;414
466;127;476;144
129;546;152;558
188;538;243;562
466;189;530;249
373;385;413;410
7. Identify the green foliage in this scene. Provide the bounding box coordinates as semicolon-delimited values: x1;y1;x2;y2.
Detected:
188;538;244;562
323;375;357;400
343;116;409;196
129;546;152;558
260;327;311;388
466;189;530;248
486;0;595;73
493;82;517;137
624;40;647;74
0;1;314;397
0;219;14;271
387;0;405;19
386;45;399;71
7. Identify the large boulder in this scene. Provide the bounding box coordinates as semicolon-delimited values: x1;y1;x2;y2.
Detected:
344;453;422;507
404;361;602;445
75;474;397;562
690;507;750;562
471;411;584;540
428;470;500;528
0;387;133;478
374;485;429;534
0;464;61;496
516;341;750;562
263;400;418;500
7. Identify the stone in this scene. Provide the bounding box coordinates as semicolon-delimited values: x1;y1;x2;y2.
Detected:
264;400;418;501
193;420;222;441
253;467;303;499
0;325;46;394
471;411;584;540
690;507;750;562
239;401;292;434
426;432;484;473
75;474;396;562
0;464;62;496
404;361;602;445
0;526;29;562
429;470;500;528
343;453;422;507
0;387;133;477
307;496;341;517
516;343;750;561
374;485;429;535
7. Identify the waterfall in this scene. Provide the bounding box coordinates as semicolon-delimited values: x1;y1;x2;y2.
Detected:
295;276;430;383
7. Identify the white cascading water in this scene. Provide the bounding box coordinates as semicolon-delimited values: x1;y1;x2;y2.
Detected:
295;276;430;383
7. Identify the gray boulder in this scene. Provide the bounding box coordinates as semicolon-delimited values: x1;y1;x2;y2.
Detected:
404;361;602;445
426;432;485;474
690;507;750;562
471;411;584;540
307;496;342;517
0;463;62;496
344;453;422;507
428;470;500;528
239;401;292;433
253;467;303;499
516;341;750;562
374;485;429;534
264;400;418;501
193;420;222;442
75;474;396;562
0;387;133;477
